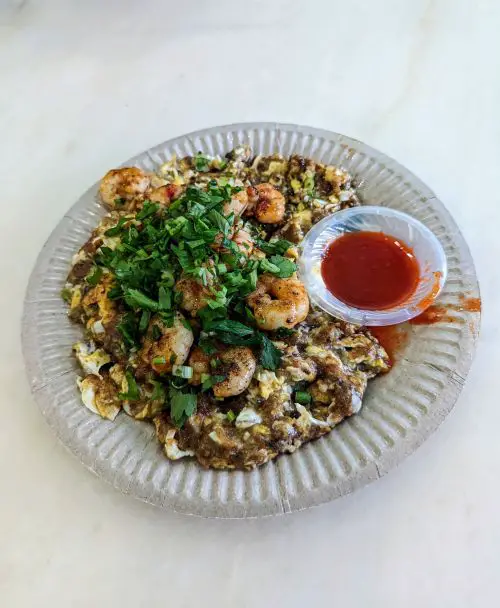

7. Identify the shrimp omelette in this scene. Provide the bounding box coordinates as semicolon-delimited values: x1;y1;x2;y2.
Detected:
63;147;390;470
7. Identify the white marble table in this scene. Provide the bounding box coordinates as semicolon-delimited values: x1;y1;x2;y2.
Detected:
1;0;498;606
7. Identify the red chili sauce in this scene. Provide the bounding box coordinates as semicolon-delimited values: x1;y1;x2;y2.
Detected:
321;231;420;310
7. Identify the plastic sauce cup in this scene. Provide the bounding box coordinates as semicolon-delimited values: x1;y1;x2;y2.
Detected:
298;206;447;326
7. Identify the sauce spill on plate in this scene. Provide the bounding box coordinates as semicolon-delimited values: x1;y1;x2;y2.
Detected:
410;295;482;325
369;324;409;366
321;231;420;310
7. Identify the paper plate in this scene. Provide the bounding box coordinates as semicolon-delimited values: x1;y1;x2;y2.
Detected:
22;123;480;518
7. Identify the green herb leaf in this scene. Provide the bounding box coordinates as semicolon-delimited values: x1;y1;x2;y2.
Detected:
276;327;295;338
151;324;162;341
194;153;210;172
199;337;218;355
207;209;231;235
118;371;140;401
158;286;171;311
259;334;282;370
104;217;128;237
138;309;151;333
169;388;197;427
136;201;159;220
151;380;167;403
255;238;293;256
206;319;254;337
201;374;226;392
268;255;296;278
226;410;236;422
117;312;139;348
294;391;312;405
86;266;103;286
61;287;72;303
124;288;159;311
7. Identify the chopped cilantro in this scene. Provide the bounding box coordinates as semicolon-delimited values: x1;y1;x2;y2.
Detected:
151;380;167;403
86;266;103;286
194;152;210;172
260;255;296;279
259;334;282;370
206;319;254;337
169;388;197;427
276;327;295;338
201;374;226;392
255;238;293;256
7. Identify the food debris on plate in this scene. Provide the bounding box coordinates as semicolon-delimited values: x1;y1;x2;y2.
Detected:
62;147;390;470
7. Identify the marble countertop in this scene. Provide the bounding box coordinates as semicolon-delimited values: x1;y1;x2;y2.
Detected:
1;0;498;606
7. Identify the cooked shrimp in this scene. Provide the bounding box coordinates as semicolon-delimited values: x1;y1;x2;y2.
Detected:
247;274;309;330
246;183;285;224
188;347;210;385
232;228;254;255
175;277;211;316
223;189;250;218
141;312;193;374
213;347;256;398
147;183;183;206
211;227;254;256
99;167;151;209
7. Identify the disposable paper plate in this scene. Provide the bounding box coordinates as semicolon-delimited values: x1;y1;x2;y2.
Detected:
22;123;480;518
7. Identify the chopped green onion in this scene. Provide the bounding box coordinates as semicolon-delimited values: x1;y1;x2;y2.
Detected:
152;356;167;365
172;365;193;379
226;410;236;422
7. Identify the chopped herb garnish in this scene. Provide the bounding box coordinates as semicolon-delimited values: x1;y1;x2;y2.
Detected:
86;266;103;285
104;217;128;237
295;391;312;405
138;309;151;333
61;287;72;303
151;380;167;403
260;255;296;279
276;327;295;338
172;365;193;379
169;387;197;427
119;371;140;401
255;238;293;256
259;334;282;371
194;152;210;172
151;324;162;341
124;288;159;312
201;374;226;392
158;286;171;311
226;410;236;422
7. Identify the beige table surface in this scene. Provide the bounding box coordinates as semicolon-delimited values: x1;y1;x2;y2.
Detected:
1;1;498;606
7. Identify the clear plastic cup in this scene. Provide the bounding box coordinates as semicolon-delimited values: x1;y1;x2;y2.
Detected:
298;206;447;326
